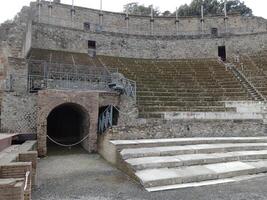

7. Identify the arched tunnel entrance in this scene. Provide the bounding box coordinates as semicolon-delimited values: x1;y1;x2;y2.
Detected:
47;103;89;153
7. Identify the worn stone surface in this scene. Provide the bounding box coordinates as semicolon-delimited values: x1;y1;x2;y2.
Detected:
32;148;267;200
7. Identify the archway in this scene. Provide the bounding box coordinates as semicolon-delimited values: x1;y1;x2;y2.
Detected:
47;103;90;153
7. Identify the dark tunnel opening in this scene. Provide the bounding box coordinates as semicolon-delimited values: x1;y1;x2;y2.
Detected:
47;103;89;152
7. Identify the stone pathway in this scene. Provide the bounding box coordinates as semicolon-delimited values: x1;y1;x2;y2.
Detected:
32;147;267;200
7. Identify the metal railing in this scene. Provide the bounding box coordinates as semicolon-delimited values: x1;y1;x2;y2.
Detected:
27;59;137;100
28;60;110;76
98;105;113;134
28;71;112;92
27;71;137;100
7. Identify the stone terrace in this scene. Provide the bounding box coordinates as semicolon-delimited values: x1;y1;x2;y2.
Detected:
99;56;252;118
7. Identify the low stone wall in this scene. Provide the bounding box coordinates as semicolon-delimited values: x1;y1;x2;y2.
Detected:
0;178;24;200
0;140;37;200
107;119;267;140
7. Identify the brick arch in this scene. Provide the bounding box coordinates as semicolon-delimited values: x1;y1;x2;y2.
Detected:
37;90;100;157
47;102;90;150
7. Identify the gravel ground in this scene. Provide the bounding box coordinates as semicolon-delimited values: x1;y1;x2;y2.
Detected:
32;147;267;200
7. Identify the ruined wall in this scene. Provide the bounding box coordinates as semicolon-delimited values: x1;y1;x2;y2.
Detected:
0;57;37;133
109;119;267;140
31;23;267;59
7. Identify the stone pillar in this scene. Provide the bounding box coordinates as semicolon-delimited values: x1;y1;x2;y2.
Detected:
99;13;103;26
224;0;228;33
99;0;103;26
37;0;42;23
48;0;53;17
175;7;179;36
200;4;204;33
125;6;129;34
125;16;129;34
150;6;154;35
70;0;75;22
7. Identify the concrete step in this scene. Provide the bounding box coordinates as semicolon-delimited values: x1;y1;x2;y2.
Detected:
120;143;267;159
136;160;267;189
126;150;267;171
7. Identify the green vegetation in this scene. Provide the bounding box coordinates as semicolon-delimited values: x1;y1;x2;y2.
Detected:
123;0;252;17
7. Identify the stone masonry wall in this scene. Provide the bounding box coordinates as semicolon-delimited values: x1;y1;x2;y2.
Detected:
109;119;267;140
31;23;267;59
36;90;120;156
32;1;267;36
1;57;37;133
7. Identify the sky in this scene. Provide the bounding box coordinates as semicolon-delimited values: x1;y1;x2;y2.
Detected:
0;0;266;24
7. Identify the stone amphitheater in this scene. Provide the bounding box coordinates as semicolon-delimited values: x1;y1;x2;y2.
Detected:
1;0;267;199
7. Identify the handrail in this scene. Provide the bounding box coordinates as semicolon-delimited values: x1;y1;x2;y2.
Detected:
219;60;267;102
98;105;113;134
24;171;30;191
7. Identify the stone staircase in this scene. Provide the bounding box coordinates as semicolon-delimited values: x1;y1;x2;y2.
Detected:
226;63;265;101
238;52;267;97
110;137;267;192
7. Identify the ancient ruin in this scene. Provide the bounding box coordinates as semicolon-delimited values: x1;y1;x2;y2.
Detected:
1;0;267;199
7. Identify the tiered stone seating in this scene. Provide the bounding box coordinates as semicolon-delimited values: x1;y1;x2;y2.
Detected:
238;52;267;97
110;137;267;192
99;56;251;118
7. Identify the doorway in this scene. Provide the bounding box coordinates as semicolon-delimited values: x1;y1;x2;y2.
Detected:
218;46;226;61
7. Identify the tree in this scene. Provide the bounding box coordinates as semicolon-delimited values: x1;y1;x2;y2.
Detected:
224;0;252;16
161;11;172;17
177;0;252;17
123;0;252;17
123;2;160;16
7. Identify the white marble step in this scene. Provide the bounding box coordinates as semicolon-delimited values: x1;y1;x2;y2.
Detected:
111;137;267;149
126;150;267;171
136;160;267;189
121;143;267;159
146;173;267;192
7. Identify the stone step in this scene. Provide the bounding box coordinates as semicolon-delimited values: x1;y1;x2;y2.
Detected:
137;101;224;107
126;150;267;171
120;143;267;159
146;169;267;192
136;160;267;189
139;106;233;113
112;137;267;150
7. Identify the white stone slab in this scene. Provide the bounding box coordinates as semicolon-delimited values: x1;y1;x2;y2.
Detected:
146;173;267;192
121;143;267;159
111;137;267;146
205;161;255;174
